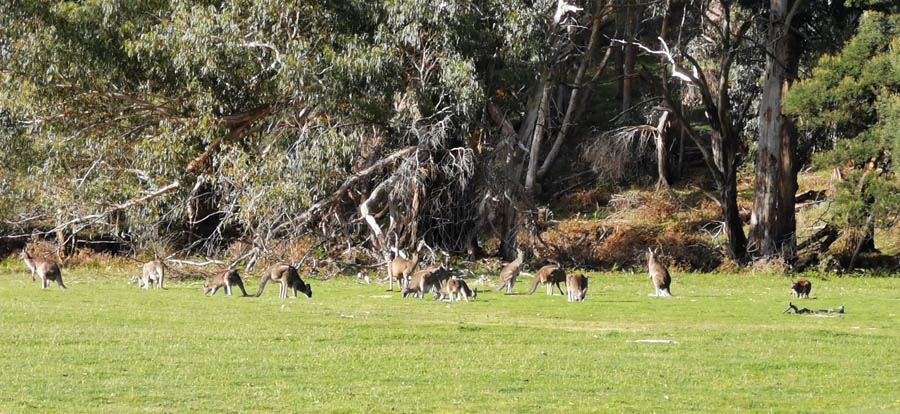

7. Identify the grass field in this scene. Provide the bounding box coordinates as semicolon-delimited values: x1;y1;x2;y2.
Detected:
1;260;898;413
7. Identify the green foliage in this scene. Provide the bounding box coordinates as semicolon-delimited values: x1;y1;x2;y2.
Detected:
0;0;550;251
787;11;900;230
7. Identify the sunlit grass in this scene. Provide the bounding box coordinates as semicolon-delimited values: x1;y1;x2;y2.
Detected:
1;261;898;413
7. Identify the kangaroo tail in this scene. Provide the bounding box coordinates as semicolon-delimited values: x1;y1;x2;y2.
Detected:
527;278;539;295
254;275;269;297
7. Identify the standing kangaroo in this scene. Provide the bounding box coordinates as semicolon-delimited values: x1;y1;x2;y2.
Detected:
566;273;588;302
138;260;166;289
527;265;566;296
255;263;312;299
647;248;672;297
21;249;66;289
386;240;426;291
496;249;524;294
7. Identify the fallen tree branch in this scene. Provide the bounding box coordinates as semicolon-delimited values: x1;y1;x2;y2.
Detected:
166;258;226;267
783;302;844;315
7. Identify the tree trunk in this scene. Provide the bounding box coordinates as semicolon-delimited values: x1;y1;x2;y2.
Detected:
613;0;625;99
722;173;748;261
487;102;529;262
621;0;637;119
676;124;685;180
655;111;671;191
537;5;605;180
524;84;551;194
750;0;801;260
712;130;748;262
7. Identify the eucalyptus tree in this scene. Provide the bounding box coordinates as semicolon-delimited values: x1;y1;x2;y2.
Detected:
748;0;804;260
1;0;597;263
786;9;900;269
654;0;759;261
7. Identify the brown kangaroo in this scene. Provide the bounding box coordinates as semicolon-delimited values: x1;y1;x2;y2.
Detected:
648;248;672;297
137;260;166;289
386;240;426;291
21;249;66;289
527;265;566;295
255;263;312;299
496;249;524;294
203;269;248;296
566;273;588;302
435;278;478;302
402;264;450;299
791;278;811;298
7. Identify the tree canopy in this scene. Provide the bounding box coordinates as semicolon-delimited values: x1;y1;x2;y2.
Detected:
2;0;899;271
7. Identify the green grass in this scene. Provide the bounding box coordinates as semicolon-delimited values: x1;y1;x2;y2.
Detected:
1;261;899;413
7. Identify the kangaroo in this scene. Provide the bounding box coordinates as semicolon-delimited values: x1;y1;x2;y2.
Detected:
496;249;524;294
255;263;312;299
386;240;426;291
21;249;66;289
402;264;450;299
527;265;566;295
203;269;248;296
566;273;588;302
137;260;166;289
648;248;673;297
435;278;478;302
791;278;811;298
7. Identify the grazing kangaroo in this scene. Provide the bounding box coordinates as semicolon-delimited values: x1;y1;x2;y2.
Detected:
496;249;524;294
386;240;426;291
21;249;66;289
255;263;312;299
137;260;166;289
647;248;672;297
402;264;450;299
566;273;588;302
435;278;478;302
527;265;566;295
203;269;248;296
791;278;811;298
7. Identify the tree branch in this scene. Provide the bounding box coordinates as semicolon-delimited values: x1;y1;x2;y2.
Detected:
298;146;417;224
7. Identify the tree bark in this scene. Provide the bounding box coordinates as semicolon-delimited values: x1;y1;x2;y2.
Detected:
655;111;671;191
613;0;625;99
536;3;606;180
750;0;802;260
487;102;528;261
621;0;638;119
711;128;749;261
524;84;551;194
657;0;752;262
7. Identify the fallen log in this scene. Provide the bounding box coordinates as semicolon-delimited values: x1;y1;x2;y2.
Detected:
782;302;844;315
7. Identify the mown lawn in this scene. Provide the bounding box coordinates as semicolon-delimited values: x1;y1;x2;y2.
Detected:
0;260;898;413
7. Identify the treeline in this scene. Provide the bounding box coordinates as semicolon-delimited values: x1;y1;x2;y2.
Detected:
1;0;898;271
